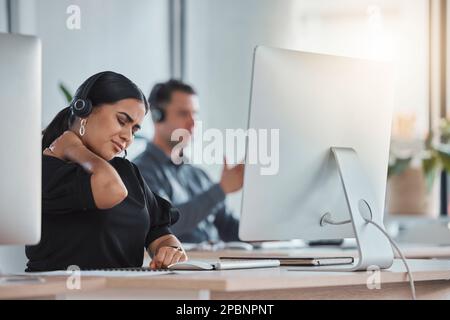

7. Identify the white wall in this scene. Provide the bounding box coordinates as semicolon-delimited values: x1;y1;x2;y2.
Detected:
0;246;28;274
186;0;429;139
16;0;170;157
185;0;429;215
0;0;170;274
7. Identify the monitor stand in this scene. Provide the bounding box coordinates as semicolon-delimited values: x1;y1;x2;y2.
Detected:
290;147;394;272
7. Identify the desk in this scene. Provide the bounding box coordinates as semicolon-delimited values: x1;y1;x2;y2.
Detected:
3;246;450;300
184;244;450;261
0;276;105;300
55;259;450;300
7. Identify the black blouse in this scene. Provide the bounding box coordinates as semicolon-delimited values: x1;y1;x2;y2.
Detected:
25;156;179;272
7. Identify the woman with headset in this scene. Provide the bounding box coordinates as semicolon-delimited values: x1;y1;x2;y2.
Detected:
26;71;187;272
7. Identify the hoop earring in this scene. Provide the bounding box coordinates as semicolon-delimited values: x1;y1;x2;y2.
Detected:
79;119;87;136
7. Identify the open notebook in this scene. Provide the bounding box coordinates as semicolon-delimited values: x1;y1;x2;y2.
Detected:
167;259;281;270
219;256;355;266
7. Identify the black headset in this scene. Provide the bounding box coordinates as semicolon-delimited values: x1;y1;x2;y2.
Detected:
69;72;149;159
70;72;107;118
70;71;150;119
149;83;167;123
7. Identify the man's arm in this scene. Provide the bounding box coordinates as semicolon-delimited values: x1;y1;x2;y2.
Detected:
169;184;226;235
138;158;243;238
213;207;240;242
140;168;226;235
169;159;244;237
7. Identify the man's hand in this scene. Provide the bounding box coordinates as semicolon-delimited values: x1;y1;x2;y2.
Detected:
219;157;245;194
44;131;84;160
150;246;188;269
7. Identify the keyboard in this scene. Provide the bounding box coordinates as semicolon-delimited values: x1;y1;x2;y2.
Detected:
85;267;163;272
24;267;172;277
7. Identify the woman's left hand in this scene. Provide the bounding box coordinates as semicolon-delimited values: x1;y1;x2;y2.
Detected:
150;246;188;270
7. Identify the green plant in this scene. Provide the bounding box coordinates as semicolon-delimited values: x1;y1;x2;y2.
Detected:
59;82;73;104
389;119;450;192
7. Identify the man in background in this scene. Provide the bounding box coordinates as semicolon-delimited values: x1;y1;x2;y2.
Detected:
134;80;244;243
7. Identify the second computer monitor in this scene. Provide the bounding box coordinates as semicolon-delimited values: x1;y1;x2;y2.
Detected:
239;46;394;242
0;33;41;245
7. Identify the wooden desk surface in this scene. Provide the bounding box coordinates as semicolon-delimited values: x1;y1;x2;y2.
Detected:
4;243;450;300
2;259;450;300
184;244;450;261
105;259;450;292
0;276;106;300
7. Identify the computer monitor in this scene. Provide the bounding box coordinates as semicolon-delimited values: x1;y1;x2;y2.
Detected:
239;46;395;271
0;33;41;246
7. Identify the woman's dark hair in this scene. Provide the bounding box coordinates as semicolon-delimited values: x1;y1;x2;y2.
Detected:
42;71;149;151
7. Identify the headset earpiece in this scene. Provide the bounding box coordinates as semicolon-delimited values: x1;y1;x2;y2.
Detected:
149;83;167;123
70;72;106;118
151;107;165;123
71;98;93;118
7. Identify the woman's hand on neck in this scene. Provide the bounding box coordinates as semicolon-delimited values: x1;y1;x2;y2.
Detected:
43;130;84;161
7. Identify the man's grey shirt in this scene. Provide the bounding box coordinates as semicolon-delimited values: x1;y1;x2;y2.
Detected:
133;142;239;243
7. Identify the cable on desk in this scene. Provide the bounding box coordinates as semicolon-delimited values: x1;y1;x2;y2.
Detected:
321;215;416;300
